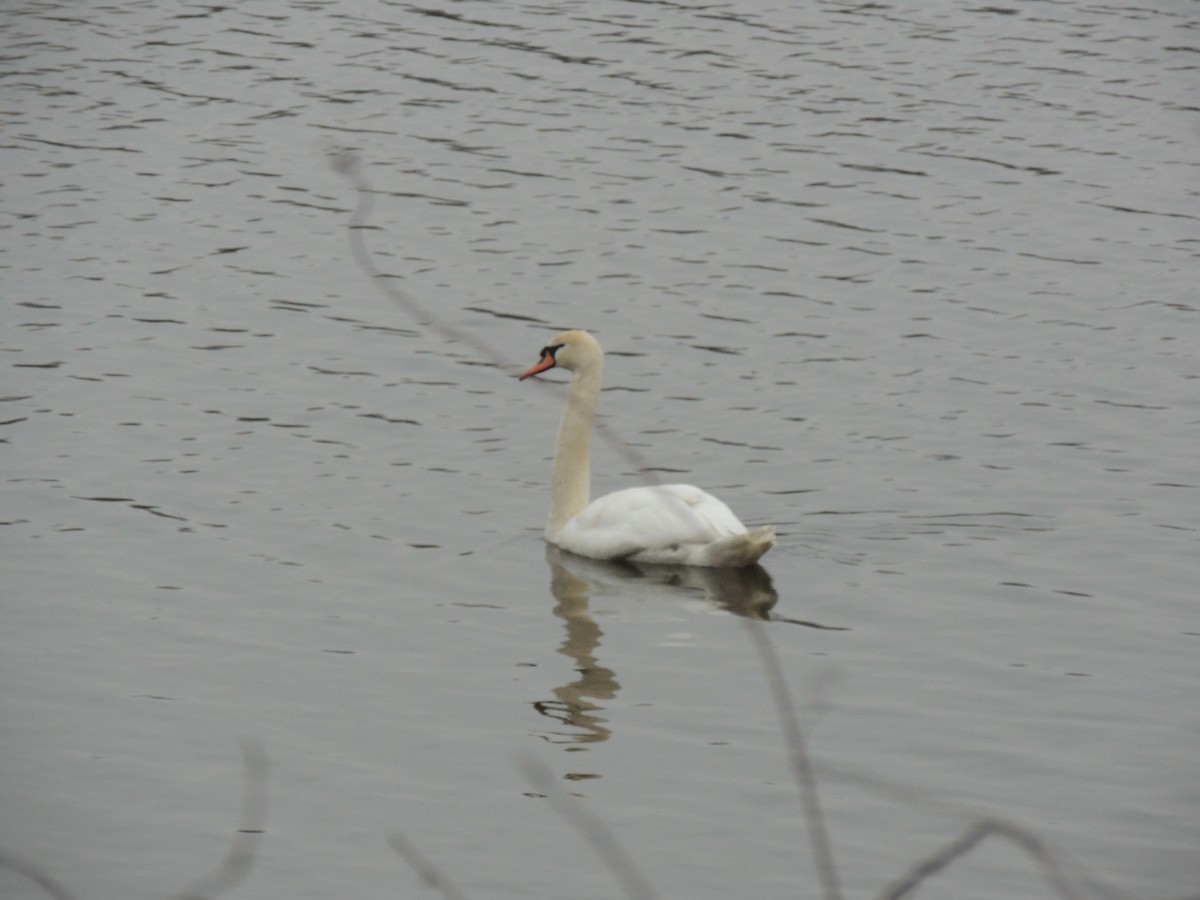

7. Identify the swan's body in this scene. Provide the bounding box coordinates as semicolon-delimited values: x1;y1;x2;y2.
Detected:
520;330;774;567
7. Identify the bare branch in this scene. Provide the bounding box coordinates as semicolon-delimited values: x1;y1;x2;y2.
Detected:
879;817;1089;900
742;619;843;900
329;150;519;369
519;758;664;900
0;848;79;900
388;833;473;900
170;739;269;900
329;150;658;483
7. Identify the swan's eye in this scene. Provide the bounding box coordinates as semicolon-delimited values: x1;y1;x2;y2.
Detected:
542;343;564;360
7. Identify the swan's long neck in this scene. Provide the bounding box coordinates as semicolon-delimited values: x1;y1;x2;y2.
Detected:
547;359;602;539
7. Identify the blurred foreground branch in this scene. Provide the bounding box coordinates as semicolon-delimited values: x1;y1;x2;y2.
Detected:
388;833;473;900
880;816;1088;900
520;757;663;900
742;618;843;900
329;149;657;481
171;739;269;900
0;848;79;900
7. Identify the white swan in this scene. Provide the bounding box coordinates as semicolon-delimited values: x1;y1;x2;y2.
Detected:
520;330;775;567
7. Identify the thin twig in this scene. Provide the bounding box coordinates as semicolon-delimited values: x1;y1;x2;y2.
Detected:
330;151;516;369
879;817;1090;900
329;150;659;483
388;833;474;900
171;739;269;900
0;848;79;900
520;758;664;900
742;619;843;900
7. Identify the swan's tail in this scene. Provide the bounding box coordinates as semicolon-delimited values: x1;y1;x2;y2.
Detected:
702;525;775;567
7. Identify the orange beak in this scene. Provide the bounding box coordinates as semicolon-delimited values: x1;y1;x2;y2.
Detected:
519;351;557;380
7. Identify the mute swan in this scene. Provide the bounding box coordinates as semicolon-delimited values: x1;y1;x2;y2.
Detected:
519;330;775;567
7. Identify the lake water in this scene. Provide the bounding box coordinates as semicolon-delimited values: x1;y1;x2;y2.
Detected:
3;2;1197;899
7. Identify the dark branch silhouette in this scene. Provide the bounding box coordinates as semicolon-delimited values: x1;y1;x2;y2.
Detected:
330;151;517;370
170;739;269;900
519;758;664;900
388;833;474;900
880;817;1088;900
0;848;79;900
0;742;268;900
742;619;843;900
329;150;659;483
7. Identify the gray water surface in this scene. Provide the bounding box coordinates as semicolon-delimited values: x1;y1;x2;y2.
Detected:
3;2;1198;899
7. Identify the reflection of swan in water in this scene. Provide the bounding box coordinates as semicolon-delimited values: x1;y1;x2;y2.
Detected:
535;548;620;747
533;548;842;747
547;545;779;621
520;330;774;567
533;546;781;748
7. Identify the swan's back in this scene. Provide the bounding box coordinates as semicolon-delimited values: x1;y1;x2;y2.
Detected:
555;484;775;567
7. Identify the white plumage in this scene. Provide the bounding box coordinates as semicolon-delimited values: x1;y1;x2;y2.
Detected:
520;330;774;567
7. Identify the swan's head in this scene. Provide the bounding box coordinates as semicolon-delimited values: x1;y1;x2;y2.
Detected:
519;330;602;379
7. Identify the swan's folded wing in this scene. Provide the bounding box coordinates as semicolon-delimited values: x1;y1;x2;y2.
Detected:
557;484;748;560
653;483;749;536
